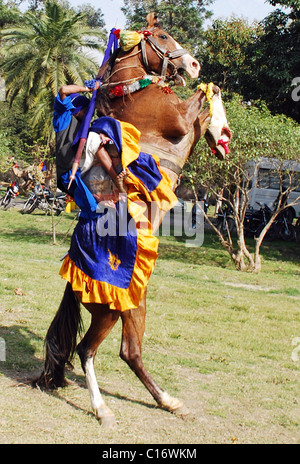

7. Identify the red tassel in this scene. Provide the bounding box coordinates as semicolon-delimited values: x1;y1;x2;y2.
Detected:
161;86;173;94
140;30;152;37
217;138;230;154
109;85;125;97
113;29;121;39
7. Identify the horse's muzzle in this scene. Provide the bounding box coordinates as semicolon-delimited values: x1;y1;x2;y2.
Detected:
183;55;201;79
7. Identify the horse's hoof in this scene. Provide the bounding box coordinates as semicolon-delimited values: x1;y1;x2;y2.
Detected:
95;406;116;429
158;392;185;413
99;414;116;429
159;394;193;420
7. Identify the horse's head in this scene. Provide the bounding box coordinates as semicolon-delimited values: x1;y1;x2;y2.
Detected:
142;13;200;85
98;12;200;89
123;12;200;86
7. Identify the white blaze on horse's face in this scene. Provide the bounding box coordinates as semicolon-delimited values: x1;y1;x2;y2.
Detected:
149;20;200;86
176;40;200;79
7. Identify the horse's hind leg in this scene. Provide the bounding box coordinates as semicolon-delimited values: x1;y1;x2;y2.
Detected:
120;290;185;413
77;302;120;428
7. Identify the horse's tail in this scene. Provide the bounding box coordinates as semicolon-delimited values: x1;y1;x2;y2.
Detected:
34;282;82;390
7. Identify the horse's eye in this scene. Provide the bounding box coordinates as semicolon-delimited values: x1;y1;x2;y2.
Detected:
159;34;168;40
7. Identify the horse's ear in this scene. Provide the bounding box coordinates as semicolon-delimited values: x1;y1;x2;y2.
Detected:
146;12;160;28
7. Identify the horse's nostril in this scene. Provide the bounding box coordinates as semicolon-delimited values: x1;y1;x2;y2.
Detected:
191;61;201;72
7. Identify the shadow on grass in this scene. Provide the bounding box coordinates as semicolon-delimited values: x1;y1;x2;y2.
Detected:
0;323;157;417
0;325;43;376
158;240;232;268
1;210;299;267
256;239;300;267
0;210;77;245
0;228;70;245
158;229;300;269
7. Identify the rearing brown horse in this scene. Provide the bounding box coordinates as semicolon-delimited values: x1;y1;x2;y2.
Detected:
96;13;230;187
35;13;231;428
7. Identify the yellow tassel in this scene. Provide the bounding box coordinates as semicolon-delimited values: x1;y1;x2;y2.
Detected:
119;30;143;51
198;82;214;117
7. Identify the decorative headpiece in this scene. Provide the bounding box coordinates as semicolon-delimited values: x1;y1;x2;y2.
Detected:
113;29;151;51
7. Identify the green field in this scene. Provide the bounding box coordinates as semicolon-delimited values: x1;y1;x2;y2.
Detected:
0;208;299;444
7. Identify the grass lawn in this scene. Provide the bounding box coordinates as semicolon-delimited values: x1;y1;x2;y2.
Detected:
0;208;299;444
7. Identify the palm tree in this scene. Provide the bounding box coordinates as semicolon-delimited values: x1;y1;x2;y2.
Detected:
0;1;105;142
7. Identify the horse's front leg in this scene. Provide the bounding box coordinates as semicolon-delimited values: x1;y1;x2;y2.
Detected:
159;89;209;138
173;89;209;133
120;290;185;413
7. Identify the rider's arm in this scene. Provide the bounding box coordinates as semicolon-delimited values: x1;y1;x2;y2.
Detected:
94;145;118;182
59;82;100;100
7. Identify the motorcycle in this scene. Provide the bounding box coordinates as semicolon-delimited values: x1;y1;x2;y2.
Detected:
21;183;66;215
244;203;272;239
295;218;300;241
0;181;19;210
216;202;235;238
276;209;296;242
244;202;296;241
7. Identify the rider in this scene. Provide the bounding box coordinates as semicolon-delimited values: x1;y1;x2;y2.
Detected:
59;116;178;311
81;127;127;196
53;82;126;196
53;83;98;193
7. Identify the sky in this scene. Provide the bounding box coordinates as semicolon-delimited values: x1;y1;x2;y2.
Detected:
88;0;279;31
208;0;278;24
19;0;282;31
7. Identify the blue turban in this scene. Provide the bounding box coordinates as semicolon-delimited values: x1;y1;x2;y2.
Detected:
70;93;90;115
89;117;123;156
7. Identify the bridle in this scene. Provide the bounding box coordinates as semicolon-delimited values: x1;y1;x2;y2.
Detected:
140;33;190;81
103;30;191;85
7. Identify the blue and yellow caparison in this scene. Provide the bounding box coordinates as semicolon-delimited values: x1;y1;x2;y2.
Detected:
59;117;177;310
